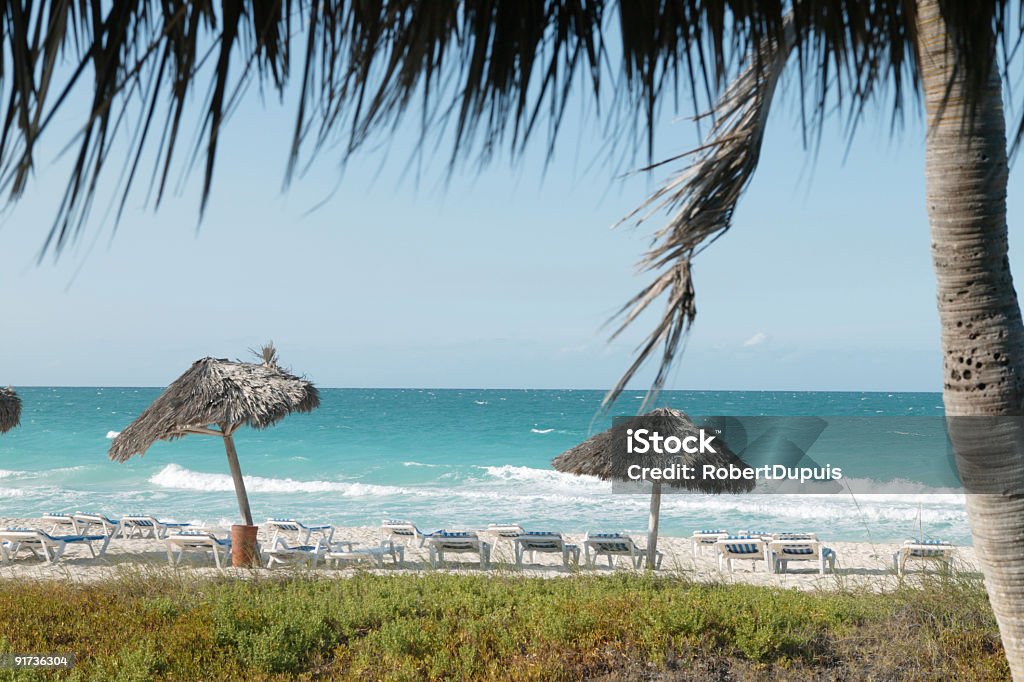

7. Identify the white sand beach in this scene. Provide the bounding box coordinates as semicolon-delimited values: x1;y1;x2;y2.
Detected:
0;517;978;591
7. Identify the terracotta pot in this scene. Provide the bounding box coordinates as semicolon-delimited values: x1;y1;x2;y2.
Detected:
231;524;260;568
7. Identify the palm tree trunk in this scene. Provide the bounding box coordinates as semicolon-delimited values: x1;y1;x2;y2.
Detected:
223;432;254;526
917;2;1024;677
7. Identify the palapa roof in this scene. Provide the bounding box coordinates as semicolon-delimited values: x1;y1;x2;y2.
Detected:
109;355;319;462
552;407;755;494
0;387;21;433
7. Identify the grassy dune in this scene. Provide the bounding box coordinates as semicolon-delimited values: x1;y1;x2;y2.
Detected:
0;571;1007;680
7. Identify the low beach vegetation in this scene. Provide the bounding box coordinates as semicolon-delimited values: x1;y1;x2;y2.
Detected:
0;570;1006;680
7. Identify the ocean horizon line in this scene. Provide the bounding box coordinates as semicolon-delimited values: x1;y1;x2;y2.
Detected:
5;385;945;395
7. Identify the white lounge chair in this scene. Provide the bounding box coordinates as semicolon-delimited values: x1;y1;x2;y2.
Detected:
691;529;729;556
0;528;110;563
72;513;123;538
327;541;405;568
427;531;491;569
893;540;955;577
769;536;836;575
482;524;525;561
166;531;232;569
716;536;769;572
121;515;191;539
582;533;662;569
266;518;335;546
485;523;525;546
42;512;79;534
381;519;437;547
264;538;327;569
737;530;779;540
513;532;580;568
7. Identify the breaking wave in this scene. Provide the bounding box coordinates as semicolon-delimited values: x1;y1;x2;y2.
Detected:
149;464;411;497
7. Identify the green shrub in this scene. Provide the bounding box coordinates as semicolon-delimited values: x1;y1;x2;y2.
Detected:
0;570;1007;681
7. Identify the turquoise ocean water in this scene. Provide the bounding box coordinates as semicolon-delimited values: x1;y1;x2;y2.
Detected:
0;388;968;543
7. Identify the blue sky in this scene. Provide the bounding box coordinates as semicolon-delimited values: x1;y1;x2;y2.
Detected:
1;62;1021;391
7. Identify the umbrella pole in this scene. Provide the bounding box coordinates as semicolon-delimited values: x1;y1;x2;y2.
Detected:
647;481;662;569
222;432;254;526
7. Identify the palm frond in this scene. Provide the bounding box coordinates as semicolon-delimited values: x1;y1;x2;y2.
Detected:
602;18;795;412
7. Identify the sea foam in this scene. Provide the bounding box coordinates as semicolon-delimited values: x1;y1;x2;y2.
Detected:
481;464;606;491
150;464;411;496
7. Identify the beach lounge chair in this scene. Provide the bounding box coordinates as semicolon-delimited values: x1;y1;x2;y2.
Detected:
427;531;491;569
166;531;232;569
266;518;335;546
264;538;327;569
0;528;110;563
691;529;729;556
72;513;123;538
892;540;955;576
737;530;778;540
42;512;79;534
769;535;836;575
485;523;525;545
772;532;819;543
582;533;662;569
327;541;405;568
716;536;769;572
381;519;437;547
121;515;191;539
513;532;580;568
483;524;525;560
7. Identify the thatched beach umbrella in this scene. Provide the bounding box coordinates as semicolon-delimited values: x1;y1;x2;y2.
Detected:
553;407;754;568
0;387;21;433
109;344;318;564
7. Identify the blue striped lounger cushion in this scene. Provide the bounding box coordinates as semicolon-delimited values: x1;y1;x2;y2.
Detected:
725;537;760;554
910;540;950;557
780;546;815;556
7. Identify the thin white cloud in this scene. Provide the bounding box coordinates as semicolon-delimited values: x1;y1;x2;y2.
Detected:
743;331;769;347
